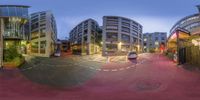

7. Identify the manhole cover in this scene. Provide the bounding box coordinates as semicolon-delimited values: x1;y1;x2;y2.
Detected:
135;80;161;91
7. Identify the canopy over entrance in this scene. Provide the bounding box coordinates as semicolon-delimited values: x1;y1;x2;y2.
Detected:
167;28;190;65
168;28;190;49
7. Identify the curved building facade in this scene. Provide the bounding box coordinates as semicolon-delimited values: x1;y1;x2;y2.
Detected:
168;5;200;65
102;16;143;55
69;19;102;55
170;13;200;35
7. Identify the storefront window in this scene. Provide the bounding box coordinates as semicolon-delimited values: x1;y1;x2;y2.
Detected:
40;41;46;54
3;17;26;39
31;42;39;53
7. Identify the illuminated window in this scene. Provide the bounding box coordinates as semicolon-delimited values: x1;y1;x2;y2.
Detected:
155;41;159;45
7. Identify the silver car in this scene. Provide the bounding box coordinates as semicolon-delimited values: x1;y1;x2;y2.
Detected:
127;52;137;59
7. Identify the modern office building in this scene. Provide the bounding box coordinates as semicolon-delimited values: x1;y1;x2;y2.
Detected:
0;5;30;67
143;32;167;53
30;11;57;57
69;19;102;55
167;5;200;65
102;16;143;56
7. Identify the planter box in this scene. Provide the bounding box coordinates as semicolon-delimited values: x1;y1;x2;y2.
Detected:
3;58;25;69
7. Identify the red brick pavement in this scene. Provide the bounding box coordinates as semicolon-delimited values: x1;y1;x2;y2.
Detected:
1;53;200;100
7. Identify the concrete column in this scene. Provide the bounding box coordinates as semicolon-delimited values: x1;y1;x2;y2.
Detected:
141;27;143;53
87;20;92;55
118;18;122;51
81;23;84;55
137;25;140;53
130;21;133;51
102;17;107;56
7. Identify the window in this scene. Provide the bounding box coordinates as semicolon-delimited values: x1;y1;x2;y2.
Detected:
31;18;39;23
31;42;39;53
155;37;158;41
132;21;138;26
106;32;118;42
155;41;159;46
106;25;118;30
31;15;39;19
121;27;130;33
8;7;16;16
31;30;39;39
106;20;118;26
31;22;39;31
133;38;137;43
106;44;117;51
122;22;130;27
40;24;46;27
40;41;46;54
83;36;87;42
40;16;46;20
40;28;46;37
121;34;130;43
161;37;165;40
132;25;138;30
40;12;46;16
84;30;88;35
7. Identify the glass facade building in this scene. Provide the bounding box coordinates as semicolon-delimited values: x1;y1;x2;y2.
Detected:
0;5;29;18
0;5;29;40
0;5;30;60
170;13;200;35
167;6;200;66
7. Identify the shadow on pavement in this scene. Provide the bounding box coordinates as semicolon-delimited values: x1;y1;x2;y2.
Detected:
128;59;137;64
19;57;101;88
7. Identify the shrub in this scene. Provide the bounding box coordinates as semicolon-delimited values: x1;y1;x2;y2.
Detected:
4;46;22;62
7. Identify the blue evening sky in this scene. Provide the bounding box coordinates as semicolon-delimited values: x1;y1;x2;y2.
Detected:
1;0;200;39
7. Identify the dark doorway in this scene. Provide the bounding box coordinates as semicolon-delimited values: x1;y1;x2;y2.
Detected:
179;48;186;64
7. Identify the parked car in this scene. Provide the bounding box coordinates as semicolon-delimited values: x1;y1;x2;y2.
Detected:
54;51;61;57
127;51;138;59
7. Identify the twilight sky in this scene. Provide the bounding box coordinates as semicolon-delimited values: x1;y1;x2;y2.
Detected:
0;0;200;39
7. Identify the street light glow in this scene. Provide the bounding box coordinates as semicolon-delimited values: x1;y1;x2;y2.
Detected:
119;42;122;46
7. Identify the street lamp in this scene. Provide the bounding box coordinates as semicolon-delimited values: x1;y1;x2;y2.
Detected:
119;42;122;45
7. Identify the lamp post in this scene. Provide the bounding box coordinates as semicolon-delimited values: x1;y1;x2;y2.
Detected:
0;18;4;69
